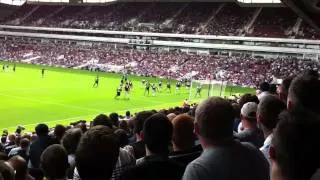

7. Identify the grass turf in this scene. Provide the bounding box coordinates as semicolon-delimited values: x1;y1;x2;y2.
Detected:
0;62;254;132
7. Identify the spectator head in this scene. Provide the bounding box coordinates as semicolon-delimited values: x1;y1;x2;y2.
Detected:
114;129;129;148
278;76;294;103
239;94;259;108
75;126;119;180
125;111;131;117
7;156;27;180
240;102;258;125
270;109;320;180
167;113;177;122
171;114;195;151
75;122;87;133
0;160;14;180
62;128;82;155
20;138;30;150
109;113;119;127
14;136;21;146
194;97;235;146
35;124;49;137
134;111;154;141
54;124;66;142
260;82;270;92
0;136;6;145
92;114;113;129
287;74;320;114
143;113;173;155
40;144;69;180
257;96;286;137
269;84;277;94
119;120;128;132
8;134;15;143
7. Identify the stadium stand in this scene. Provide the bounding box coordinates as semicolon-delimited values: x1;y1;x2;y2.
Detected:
1;3;319;39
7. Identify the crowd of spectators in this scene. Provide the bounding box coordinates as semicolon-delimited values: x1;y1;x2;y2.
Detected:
2;3;320;39
1;40;319;87
0;70;319;180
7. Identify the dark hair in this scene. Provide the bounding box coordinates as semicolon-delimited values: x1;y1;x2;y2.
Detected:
260;82;270;92
239;94;259;108
288;74;320;114
125;111;130;117
54;124;66;141
35;124;49;136
134;111;154;134
143;113;173;154
196;97;235;142
62;128;82;155
40;144;69;179
171;114;195;150
114;129;129;148
1;136;6;144
20;138;30;149
272;109;320;180
257;96;286;131
119;120;128;131
109;113;119;127
269;84;277;94
75;126;119;180
279;76;294;103
92;114;113;129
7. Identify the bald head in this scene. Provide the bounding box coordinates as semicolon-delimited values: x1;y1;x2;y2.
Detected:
195;97;235;143
7;156;27;180
0;160;14;180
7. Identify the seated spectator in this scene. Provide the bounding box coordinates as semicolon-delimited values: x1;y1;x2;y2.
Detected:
287;74;320;114
169;114;201;167
8;138;30;161
0;160;15;180
40;144;69;180
4;134;16;154
257;96;286;164
75;126;120;180
183;97;269;180
61;128;82;179
124;111;154;159
29;124;57;180
123;113;185;180
235;102;264;148
7;155;35;180
92;114;113;129
269;109;320;180
5;135;21;155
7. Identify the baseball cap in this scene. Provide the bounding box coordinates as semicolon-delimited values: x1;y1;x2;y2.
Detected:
241;102;258;119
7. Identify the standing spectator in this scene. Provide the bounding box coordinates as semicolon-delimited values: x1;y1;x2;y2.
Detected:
109;113;120;128
40;144;69;180
257;82;271;101
8;156;35;180
8;138;30;161
29;124;57;180
277;76;294;103
53;124;66;143
183;97;269;180
124;111;154;159
92;114;113;129
269;109;320;180
287;74;320;114
257;96;286;164
169;114;201;167
235;102;264;148
61;128;82;179
75;126;120;180
123;113;184;180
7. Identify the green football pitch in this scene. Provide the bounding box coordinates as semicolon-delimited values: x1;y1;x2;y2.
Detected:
0;62;254;132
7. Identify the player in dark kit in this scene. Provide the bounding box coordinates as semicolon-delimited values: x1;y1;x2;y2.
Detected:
166;82;171;93
93;75;99;88
176;81;181;94
41;68;45;78
129;80;133;89
13;64;16;72
115;86;122;99
195;85;202;97
2;65;5;72
144;82;151;96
